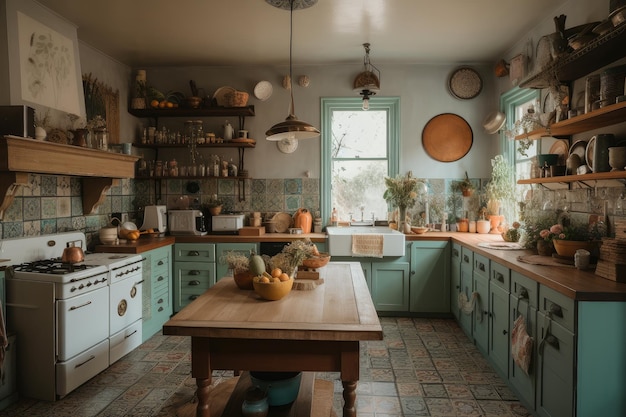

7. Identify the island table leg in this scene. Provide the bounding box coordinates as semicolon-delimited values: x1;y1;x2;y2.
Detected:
342;380;357;417
192;337;213;417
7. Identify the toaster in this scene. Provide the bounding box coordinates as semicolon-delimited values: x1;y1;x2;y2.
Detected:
168;210;207;236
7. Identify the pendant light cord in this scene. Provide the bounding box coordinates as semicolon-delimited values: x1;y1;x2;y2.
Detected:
288;0;296;118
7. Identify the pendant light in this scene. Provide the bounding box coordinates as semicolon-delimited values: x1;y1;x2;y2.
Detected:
353;43;381;111
265;0;320;141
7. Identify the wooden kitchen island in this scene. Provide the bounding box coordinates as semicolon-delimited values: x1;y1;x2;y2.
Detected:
163;262;383;417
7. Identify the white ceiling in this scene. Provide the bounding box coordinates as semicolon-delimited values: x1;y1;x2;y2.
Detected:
36;0;568;67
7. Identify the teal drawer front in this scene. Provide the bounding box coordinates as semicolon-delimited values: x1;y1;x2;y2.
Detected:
490;261;510;291
511;270;538;308
152;287;170;314
473;253;489;277
152;272;169;292
461;246;473;268
451;242;461;262
539;284;575;332
174;243;216;262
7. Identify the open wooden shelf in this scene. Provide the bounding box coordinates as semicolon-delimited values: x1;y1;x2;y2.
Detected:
0;136;139;219
514;101;626;141
128;106;255;119
518;170;626;189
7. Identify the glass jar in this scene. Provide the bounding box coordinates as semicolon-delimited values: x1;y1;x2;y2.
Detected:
94;128;108;151
241;387;268;417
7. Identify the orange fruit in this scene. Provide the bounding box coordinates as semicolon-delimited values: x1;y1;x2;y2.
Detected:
279;272;290;282
166;101;174;108
271;268;282;278
260;276;270;283
272;277;281;283
150;99;159;108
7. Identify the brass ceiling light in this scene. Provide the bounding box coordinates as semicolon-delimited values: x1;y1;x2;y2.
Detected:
353;43;380;111
265;0;320;142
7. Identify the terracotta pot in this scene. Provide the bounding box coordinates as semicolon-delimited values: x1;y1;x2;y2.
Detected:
537;240;555;256
293;208;312;234
209;205;222;216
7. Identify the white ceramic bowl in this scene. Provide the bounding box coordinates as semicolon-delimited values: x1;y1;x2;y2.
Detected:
99;227;118;244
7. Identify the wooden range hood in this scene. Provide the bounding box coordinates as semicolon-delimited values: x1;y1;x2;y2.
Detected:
0;136;139;220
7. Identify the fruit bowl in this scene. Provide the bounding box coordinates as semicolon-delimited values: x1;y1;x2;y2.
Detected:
301;253;331;269
253;277;294;301
411;226;428;234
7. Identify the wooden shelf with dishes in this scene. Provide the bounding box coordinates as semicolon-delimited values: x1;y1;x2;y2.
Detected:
514;101;626;141
519;23;626;89
128;106;255;130
518;171;626;189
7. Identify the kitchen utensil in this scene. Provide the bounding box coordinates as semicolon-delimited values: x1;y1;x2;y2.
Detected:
569;140;588;164
189;79;198;97
61;240;85;264
482;111;506;134
608;146;626;171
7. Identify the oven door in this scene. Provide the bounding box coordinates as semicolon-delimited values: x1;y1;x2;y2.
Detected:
109;273;143;336
56;286;109;361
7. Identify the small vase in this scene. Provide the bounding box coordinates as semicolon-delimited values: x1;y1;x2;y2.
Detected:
398;206;408;234
537;240;555;256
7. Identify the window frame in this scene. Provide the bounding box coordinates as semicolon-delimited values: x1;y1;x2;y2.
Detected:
320;97;400;224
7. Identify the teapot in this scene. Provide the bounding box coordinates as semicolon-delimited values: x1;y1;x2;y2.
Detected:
61;240;85;264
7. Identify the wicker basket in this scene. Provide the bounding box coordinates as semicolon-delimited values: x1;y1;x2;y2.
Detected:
226;91;249;107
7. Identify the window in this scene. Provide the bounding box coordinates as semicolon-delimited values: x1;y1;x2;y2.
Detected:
321;97;400;224
500;87;541;218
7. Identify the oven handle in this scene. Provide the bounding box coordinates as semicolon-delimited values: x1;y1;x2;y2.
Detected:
134;280;144;286
125;329;138;340
69;301;92;311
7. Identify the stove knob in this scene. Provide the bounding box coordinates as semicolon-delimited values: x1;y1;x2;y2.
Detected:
71;286;77;292
86;281;92;287
78;284;84;290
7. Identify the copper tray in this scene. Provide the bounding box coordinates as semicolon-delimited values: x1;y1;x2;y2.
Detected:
422;113;473;162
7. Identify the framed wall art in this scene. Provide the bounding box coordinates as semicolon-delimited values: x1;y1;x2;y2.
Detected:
5;0;85;117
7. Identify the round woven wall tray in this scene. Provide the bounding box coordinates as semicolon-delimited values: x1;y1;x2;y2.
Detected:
422;113;473;162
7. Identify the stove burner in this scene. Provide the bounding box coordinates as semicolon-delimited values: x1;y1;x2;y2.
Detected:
14;258;98;275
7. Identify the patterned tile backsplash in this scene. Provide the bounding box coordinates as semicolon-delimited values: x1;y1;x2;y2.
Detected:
1;174;624;249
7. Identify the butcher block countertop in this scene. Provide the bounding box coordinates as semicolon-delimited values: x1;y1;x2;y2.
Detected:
163;262;383;341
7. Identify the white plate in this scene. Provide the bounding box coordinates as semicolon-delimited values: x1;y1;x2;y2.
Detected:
253;81;273;101
213;86;236;107
586;136;596;171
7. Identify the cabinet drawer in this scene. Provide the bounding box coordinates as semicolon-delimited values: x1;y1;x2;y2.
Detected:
174;243;215;262
151;255;170;272
511;271;538;308
490;261;510;291
152;287;170;314
539;285;575;332
177;266;214;287
473;253;489;277
153;271;169;292
461;246;473;268
451;242;461;262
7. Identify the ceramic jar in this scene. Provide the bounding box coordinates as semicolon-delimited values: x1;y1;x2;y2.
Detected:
476;220;491;234
241;386;268;417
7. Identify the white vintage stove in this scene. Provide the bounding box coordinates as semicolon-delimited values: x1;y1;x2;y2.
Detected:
2;232;143;401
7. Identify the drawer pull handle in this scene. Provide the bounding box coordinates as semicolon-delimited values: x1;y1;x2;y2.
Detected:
545;334;560;350
158;260;164;266
453;249;459;257
188;250;200;256
463;255;469;263
189;295;199;300
502;329;508;335
494;272;504;283
549;303;563;317
519;288;528;299
157;298;164;304
189;280;201;286
158;306;164;312
157;276;164;281
476;261;485;272
189;270;200;275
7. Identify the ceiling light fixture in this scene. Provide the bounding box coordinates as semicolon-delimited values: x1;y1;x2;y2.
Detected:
265;0;320;141
353;43;380;111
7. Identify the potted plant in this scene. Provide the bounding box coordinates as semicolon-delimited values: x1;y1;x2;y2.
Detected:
484;155;516;225
219;250;255;289
456;171;475;197
205;194;223;216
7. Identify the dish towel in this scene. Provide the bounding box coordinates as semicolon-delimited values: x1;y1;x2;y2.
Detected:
351;234;384;258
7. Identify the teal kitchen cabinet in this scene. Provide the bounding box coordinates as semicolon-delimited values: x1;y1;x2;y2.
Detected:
370;260;411;312
173;243;216;312
458;246;474;337
509;271;538;411
472;252;489;354
536;285;574;417
141;245;173;342
409;241;450;313
215;242;258;282
488;260;511;379
450;242;462;321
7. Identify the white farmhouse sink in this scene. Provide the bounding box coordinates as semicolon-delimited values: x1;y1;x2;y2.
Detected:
326;226;405;257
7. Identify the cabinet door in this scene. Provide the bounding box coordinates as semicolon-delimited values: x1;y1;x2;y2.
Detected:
142;245;173;342
458;248;473;338
489;283;509;379
509;293;537;411
409;241;450;313
371;261;410;312
450;243;461;320
536;311;574;417
472;272;489;354
215;243;258;281
174;261;216;312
